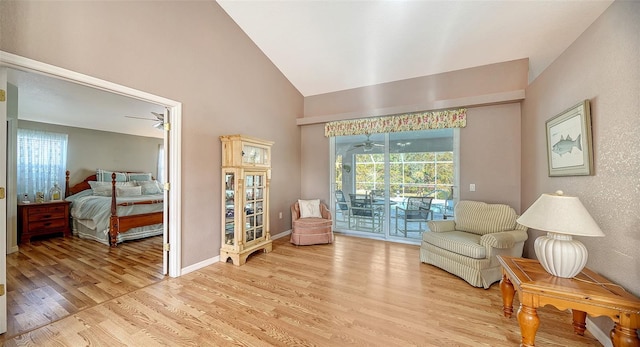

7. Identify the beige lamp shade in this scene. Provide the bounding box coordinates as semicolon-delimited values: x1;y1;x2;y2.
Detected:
516;190;604;237
517;190;604;278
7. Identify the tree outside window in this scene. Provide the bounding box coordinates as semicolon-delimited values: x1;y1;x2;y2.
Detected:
354;151;453;199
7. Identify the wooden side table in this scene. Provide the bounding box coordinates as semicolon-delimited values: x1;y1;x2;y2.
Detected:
497;255;640;347
18;200;71;243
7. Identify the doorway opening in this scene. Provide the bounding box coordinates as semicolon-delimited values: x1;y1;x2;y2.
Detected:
1;52;182;337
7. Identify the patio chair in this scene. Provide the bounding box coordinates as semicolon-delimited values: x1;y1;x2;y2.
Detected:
349;193;383;233
395;196;433;237
335;190;350;222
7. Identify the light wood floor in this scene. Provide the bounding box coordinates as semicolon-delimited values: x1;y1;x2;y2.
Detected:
2;234;603;346
4;234;164;341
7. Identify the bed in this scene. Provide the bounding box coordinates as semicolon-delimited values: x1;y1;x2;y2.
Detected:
64;170;164;247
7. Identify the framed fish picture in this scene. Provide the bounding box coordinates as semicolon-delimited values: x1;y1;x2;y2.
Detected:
545;100;593;176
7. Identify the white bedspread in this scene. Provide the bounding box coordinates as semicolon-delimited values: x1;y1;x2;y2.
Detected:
68;193;164;244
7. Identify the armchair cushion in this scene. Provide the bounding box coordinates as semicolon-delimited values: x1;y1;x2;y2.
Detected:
294;217;331;228
422;230;485;259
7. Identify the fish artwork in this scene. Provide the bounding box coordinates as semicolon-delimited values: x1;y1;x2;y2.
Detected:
552;134;582;156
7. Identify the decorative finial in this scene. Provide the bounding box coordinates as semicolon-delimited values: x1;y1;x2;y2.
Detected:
555;190;564;196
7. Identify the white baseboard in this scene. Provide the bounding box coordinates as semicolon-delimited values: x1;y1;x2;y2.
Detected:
8;245;19;254
587;318;613;347
271;229;291;240
179;230;291;275
180;255;220;275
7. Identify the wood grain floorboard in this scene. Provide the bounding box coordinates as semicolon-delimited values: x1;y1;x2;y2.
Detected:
4;234;163;341
2;234;604;346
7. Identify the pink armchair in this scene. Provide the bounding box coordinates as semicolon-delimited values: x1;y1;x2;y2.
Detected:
290;200;333;245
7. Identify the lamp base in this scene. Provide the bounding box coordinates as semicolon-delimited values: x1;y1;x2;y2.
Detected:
534;232;588;278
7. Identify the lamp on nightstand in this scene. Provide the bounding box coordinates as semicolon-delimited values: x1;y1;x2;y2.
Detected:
516;190;604;278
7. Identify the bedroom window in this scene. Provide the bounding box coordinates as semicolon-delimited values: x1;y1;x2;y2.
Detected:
17;129;68;201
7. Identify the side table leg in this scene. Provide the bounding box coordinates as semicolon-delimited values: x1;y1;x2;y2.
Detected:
518;304;540;347
500;273;515;318
572;310;587;336
610;323;640;347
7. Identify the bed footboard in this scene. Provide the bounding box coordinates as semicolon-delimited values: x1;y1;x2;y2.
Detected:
108;173;164;247
109;211;163;247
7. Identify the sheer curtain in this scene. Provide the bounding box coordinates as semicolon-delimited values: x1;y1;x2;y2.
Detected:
17;129;68;201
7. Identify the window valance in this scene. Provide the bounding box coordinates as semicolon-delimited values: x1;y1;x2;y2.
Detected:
324;108;466;137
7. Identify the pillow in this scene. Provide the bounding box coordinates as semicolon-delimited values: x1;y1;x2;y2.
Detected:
88;181;134;196
89;181;110;196
136;180;163;195
127;172;153;182
298;199;322;218
116;185;142;197
96;169;127;182
88;181;134;188
92;186;112;197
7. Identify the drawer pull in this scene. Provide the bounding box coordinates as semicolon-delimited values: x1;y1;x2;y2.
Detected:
43;214;52;219
44;222;52;226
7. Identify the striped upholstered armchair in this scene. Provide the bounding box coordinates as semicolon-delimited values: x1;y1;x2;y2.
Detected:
420;200;528;289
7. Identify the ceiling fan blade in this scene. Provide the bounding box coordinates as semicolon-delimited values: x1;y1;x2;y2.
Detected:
151;111;164;121
125;115;156;121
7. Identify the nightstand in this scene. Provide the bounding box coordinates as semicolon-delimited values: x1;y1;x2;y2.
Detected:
18;200;71;243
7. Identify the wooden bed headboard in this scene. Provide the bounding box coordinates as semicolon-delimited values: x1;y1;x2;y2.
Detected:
65;170;97;197
64;170;157;197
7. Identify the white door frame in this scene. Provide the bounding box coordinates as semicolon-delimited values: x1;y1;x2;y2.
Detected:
0;51;182;277
0;66;10;334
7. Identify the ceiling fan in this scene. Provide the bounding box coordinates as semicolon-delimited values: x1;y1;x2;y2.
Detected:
350;134;384;152
125;111;165;129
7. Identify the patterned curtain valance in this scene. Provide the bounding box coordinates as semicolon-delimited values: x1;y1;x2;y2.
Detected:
324;108;466;137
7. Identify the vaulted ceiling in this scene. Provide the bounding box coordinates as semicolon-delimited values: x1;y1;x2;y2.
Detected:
218;0;613;96
8;1;613;137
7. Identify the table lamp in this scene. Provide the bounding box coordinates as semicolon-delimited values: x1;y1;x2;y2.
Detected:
516;190;604;278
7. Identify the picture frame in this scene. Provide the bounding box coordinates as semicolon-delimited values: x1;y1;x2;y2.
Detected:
545;100;593;176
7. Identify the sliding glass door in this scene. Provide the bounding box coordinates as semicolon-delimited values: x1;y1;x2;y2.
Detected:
331;129;458;242
333;133;387;236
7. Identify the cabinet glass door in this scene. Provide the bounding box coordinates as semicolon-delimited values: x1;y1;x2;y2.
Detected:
224;172;235;245
244;173;265;244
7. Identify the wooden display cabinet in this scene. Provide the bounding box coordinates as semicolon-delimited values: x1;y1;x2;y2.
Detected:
220;134;273;265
